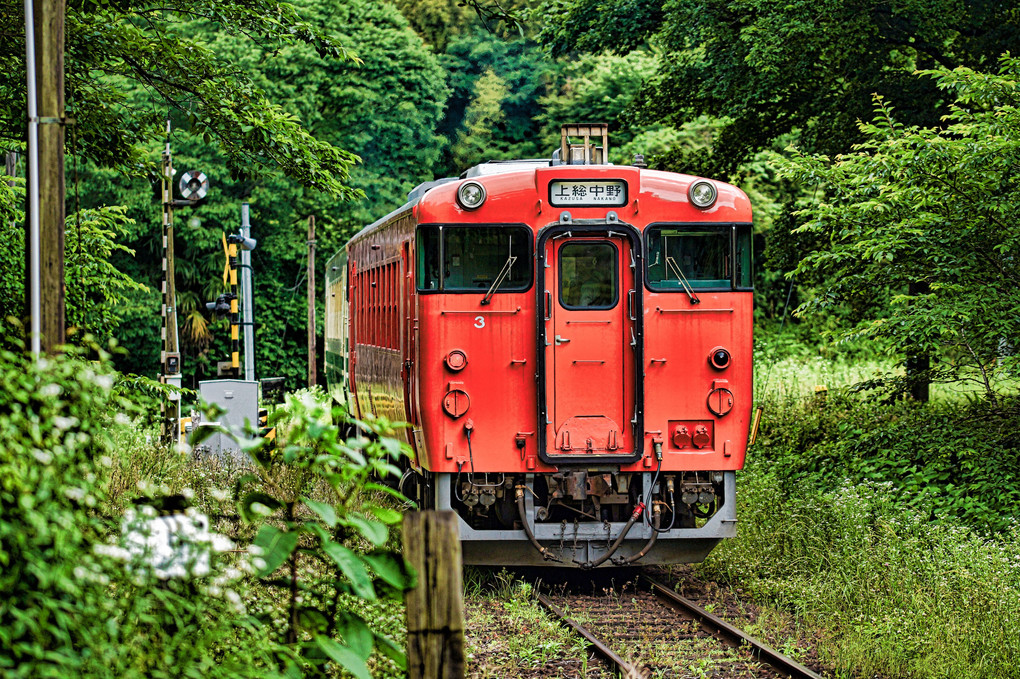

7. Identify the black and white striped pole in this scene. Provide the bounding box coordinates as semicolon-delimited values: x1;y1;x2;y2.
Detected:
158;136;208;443
160;120;181;443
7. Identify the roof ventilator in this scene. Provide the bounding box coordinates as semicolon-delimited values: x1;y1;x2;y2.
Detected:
560;123;609;165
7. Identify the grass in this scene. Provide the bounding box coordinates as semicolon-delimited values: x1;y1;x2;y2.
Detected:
99;415;412;678
463;569;592;678
101;348;1020;678
699;472;1020;677
705;346;1020;678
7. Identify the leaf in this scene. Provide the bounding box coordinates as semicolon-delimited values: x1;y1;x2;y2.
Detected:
363;551;412;591
336;613;373;659
368;505;403;525
253;525;299;577
342;513;388;547
320;541;376;600
373;632;407;671
239;492;283;523
314;636;371;679
364;482;412;505
302;497;338;527
297;607;329;633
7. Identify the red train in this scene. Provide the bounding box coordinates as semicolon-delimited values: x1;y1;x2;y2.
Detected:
325;125;753;567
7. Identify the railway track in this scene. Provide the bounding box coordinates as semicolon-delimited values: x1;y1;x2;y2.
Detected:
535;572;827;679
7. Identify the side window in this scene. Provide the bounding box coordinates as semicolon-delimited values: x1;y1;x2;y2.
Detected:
417;226;440;290
559;241;618;309
735;224;753;289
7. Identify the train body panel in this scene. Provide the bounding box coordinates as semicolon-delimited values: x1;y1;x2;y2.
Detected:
325;132;754;567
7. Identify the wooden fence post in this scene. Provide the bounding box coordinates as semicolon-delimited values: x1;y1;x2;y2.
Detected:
402;511;465;679
307;215;316;388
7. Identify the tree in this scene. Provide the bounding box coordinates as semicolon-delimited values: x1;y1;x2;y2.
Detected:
779;57;1020;403
0;0;361;197
538;0;1020;177
452;68;511;170
0;177;146;348
53;0;448;386
438;30;553;174
536;50;680;164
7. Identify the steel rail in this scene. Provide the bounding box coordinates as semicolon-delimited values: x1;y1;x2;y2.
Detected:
535;592;643;679
640;575;827;679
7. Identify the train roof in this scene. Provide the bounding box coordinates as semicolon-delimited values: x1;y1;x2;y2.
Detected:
347;157;750;247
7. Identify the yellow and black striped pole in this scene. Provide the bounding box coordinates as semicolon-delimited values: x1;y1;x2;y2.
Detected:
228;239;240;376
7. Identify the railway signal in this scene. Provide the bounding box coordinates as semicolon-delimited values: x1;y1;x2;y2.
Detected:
158;121;208;443
208;205;257;381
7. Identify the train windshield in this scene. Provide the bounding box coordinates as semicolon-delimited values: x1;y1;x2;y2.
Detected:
417;225;532;292
645;225;753;290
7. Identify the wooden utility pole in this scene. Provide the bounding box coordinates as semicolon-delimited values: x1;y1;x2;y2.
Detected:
402;511;465;679
906;281;930;402
29;0;66;353
307;215;317;388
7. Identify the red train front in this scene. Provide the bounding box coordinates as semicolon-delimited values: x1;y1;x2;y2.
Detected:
326;125;753;567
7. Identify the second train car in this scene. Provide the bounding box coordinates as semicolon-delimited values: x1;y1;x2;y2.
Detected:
325;125;753;567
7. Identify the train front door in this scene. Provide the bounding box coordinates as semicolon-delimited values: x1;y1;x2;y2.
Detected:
540;228;641;462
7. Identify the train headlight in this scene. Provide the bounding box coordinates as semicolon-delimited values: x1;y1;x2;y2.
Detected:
457;181;486;210
688;180;717;209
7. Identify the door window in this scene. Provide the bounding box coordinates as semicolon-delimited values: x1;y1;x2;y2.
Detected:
558;241;618;309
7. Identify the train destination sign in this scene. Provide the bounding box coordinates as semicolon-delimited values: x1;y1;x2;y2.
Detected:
549;179;628;207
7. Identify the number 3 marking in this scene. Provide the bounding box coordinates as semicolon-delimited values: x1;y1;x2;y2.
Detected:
474;316;485;328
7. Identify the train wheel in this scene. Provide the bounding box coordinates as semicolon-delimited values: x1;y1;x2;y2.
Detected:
398;468;435;511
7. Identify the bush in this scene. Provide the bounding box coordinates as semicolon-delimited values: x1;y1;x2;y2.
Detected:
0;344;412;678
0;342;129;675
754;391;1020;533
0;342;276;678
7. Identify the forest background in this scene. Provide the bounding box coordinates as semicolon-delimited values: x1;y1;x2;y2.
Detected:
0;0;1015;395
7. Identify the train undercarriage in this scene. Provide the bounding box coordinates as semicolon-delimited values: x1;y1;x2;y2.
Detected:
403;467;736;567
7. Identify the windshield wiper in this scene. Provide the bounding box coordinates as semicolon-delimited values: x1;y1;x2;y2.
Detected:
481;254;517;305
666;256;701;304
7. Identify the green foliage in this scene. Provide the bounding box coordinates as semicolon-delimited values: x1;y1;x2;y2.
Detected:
1;1;360;197
537;0;1019;175
779;57;1020;400
536;50;670;164
53;0;447;385
438;30;552;174
234;389;414;678
0;341;271;677
452;68;512;170
64;207;150;343
0;175;25;326
0;344;415;677
0;343;124;674
0;177;147;349
391;0;475;52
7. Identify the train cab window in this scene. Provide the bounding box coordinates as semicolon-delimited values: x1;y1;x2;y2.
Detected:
416;225;532;292
559;242;618;309
646;225;732;290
